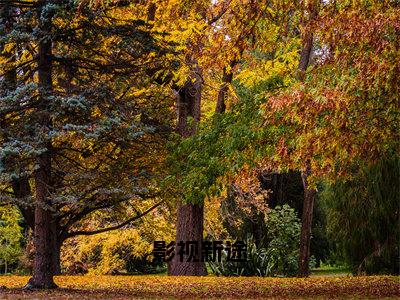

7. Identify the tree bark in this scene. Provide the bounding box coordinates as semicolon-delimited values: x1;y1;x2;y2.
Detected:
169;203;207;275
298;162;316;277
26;0;58;289
168;65;207;276
30;162;58;288
297;30;313;81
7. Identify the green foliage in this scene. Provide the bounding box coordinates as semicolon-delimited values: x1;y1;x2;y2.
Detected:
209;205;300;277
0;206;23;273
208;238;275;277
263;205;300;276
165;77;284;205
320;156;400;275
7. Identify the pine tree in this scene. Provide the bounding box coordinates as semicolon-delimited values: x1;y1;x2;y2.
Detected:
0;0;174;288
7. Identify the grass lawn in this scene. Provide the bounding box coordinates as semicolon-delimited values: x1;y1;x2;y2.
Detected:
311;266;352;277
0;275;399;299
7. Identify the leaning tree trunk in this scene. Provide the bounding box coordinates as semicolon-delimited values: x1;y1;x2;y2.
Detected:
168;66;207;276
26;0;58;289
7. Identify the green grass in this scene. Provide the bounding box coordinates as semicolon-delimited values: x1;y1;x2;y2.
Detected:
311;265;351;277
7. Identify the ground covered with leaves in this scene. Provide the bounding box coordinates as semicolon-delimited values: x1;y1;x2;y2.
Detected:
0;275;399;299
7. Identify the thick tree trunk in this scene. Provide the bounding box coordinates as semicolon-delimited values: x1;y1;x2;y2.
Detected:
26;0;58;289
169;203;207;275
169;65;207;276
30;163;58;288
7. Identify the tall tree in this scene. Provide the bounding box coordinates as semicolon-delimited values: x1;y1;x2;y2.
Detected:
1;0;175;288
262;0;399;276
161;0;265;275
297;0;318;277
28;0;58;288
168;66;207;275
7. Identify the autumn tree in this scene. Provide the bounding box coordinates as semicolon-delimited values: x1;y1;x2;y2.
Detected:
296;0;319;277
151;0;271;276
261;0;399;275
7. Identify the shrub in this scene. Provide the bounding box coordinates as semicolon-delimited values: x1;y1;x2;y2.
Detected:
209;205;300;277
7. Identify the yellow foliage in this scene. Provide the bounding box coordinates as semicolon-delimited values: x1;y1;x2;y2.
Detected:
62;209;175;275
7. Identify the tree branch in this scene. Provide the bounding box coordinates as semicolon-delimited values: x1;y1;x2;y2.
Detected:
65;200;163;238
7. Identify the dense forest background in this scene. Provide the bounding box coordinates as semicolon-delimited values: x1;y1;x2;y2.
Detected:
0;0;398;289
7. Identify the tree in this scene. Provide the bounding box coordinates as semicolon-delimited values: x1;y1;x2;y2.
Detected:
159;0;272;276
261;0;399;275
159;0;303;275
321;156;400;275
1;0;174;288
168;75;207;276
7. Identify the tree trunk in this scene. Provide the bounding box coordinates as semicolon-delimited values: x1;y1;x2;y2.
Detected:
26;0;58;289
298;162;316;277
296;2;318;277
30;171;58;288
297;30;313;81
169;203;207;275
168;65;207;276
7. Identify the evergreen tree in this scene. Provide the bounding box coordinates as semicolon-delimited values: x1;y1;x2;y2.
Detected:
321;156;400;275
0;0;174;288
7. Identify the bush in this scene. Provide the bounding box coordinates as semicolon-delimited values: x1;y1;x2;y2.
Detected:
208;238;274;277
209;205;300;277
